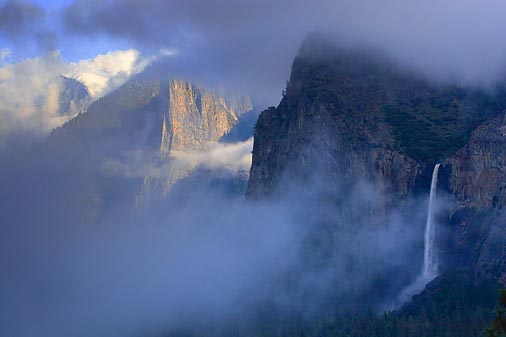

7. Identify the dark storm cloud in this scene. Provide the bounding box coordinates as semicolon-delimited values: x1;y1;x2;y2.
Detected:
0;0;57;51
61;0;506;104
0;0;43;34
62;0;313;103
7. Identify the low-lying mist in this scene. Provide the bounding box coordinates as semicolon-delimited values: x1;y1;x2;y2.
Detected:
0;139;435;337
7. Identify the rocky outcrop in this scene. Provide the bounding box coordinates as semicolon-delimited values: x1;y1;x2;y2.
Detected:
439;112;506;280
138;80;252;204
247;34;506;236
444;111;506;211
248;39;432;216
247;104;421;216
246;43;424;206
166;79;240;151
160;116;171;155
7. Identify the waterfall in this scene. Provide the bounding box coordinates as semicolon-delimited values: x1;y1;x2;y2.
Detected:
422;163;441;279
388;163;442;309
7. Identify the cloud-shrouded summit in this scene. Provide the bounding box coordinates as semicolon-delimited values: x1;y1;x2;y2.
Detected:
2;1;506;106
60;0;506;98
65;48;151;97
0;48;152;147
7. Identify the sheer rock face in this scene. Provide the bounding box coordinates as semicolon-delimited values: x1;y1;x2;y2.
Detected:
475;211;506;283
246;36;506;283
439;112;506;280
247;36;506;211
246;39;428;219
247;103;421;218
139;79;252;203
443;111;506;211
160;116;170;155
165;80;240;152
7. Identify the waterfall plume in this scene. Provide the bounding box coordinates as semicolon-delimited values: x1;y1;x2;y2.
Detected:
389;163;442;309
423;163;441;279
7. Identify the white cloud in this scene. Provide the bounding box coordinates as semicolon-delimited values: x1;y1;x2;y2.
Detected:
65;49;151;98
103;138;254;179
171;138;253;173
0;52;69;143
0;48;156;148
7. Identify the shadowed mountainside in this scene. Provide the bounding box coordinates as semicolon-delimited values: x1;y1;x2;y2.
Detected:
247;35;506;289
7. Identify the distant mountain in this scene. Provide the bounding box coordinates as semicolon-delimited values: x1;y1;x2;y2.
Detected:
48;77;253;151
57;76;92;117
42;74;254;216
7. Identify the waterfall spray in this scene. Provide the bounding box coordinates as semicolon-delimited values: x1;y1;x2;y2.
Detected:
422;163;441;279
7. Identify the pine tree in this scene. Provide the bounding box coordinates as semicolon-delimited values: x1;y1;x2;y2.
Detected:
487;290;506;337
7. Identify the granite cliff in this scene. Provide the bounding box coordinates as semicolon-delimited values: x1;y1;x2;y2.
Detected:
443;111;506;212
139;79;252;204
439;111;506;280
45;75;253;213
247;35;506;281
50;77;252;151
161;80;245;152
248;37;505;209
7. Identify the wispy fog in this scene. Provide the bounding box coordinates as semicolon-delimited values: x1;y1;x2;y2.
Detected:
103;138;253;179
0;139;431;336
0;1;490;336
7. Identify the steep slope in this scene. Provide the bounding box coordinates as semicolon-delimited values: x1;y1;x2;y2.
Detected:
443;111;506;211
247;36;506;214
246;35;506;299
47;78;164;153
161;79;241;152
439;112;506;280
